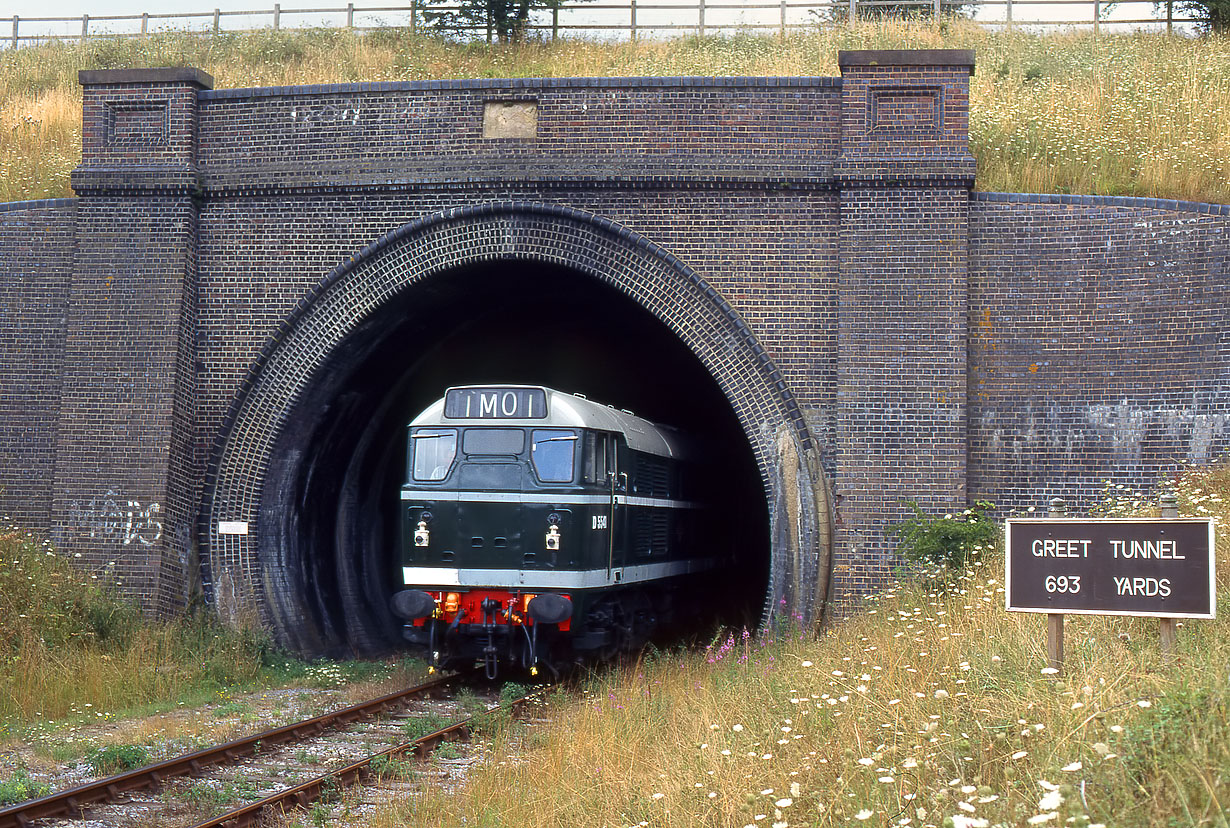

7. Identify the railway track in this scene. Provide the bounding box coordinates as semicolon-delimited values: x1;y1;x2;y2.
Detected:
0;667;541;828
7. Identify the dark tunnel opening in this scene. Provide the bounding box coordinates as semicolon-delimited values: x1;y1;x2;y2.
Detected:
259;260;771;657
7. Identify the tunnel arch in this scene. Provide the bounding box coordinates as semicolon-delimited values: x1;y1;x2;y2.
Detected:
201;201;832;654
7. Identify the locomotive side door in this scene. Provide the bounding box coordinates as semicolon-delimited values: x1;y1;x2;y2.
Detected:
606;435;629;582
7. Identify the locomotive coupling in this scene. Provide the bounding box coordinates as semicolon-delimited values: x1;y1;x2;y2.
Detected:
545;524;561;551
413;520;430;547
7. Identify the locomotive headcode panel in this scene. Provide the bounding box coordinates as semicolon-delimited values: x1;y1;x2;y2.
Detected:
444;387;548;420
1005;518;1216;618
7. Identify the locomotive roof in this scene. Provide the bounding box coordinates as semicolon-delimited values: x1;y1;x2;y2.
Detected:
410;386;690;459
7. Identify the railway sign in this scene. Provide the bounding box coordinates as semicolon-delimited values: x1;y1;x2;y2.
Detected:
1005;518;1216;619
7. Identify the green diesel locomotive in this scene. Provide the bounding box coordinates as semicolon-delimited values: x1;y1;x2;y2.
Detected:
389;385;719;677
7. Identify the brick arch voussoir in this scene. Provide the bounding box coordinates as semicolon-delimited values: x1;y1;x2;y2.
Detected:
200;201;824;641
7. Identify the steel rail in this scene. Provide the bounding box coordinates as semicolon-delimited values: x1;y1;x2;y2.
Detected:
185;690;538;828
0;669;476;828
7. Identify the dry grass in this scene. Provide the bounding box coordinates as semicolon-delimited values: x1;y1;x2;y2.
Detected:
0;521;288;732
367;463;1230;828
1;23;1228;204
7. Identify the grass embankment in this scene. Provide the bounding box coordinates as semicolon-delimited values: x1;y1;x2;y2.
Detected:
371;466;1229;828
0;520;428;747
1;23;1228;205
0;522;290;732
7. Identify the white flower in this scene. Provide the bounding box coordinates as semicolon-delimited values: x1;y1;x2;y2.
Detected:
733;724;744;732
1038;791;1063;810
1012;751;1028;760
1137;700;1152;708
1027;815;1056;825
855;809;874;820
1061;762;1082;772
652;793;665;801
1040;667;1059;675
774;798;793;808
934;689;950;699
801;661;813;668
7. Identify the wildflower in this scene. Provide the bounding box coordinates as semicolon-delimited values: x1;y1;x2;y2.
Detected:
733;724;744;732
855;809;873;820
1061;762;1082;772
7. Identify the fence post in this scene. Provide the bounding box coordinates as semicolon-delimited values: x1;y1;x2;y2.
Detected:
698;0;705;36
10;15;17;50
410;0;417;35
1166;0;1173;33
81;14;89;41
630;0;637;41
848;0;857;22
552;4;558;40
934;0;941;18
780;0;786;39
347;3;354;28
141;13;149;35
273;3;281;30
1005;0;1012;27
213;8;221;33
1093;0;1100;34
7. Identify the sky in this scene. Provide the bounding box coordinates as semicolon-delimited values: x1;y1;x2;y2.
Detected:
1;0;1190;44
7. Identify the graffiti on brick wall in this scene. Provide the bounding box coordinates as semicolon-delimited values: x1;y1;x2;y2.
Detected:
291;101;361;127
69;492;164;546
1086;403;1228;464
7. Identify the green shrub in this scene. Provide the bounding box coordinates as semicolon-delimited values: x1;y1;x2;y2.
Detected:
401;712;453;741
88;743;151;775
890;499;1000;571
0;767;50;806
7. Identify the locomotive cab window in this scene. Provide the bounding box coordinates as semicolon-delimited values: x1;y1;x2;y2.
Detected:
532;429;577;483
410;429;457;481
462;428;526;456
583;432;610;484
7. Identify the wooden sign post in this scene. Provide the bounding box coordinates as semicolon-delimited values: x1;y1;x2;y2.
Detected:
1006;497;1216;676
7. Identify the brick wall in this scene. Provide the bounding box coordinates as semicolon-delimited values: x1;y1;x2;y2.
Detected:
0;199;76;533
969;193;1230;513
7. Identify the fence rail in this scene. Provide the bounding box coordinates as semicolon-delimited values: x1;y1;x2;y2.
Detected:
4;0;1203;49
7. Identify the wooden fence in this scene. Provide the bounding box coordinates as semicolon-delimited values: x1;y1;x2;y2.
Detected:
5;0;1203;48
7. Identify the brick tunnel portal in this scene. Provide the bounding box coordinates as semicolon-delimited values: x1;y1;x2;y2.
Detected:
201;205;828;657
257;260;771;655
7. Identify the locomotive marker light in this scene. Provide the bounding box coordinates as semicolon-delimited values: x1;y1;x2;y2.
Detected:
1006;512;1215;672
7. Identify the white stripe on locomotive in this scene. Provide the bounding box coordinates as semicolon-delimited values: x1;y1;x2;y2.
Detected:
402;558;713;589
